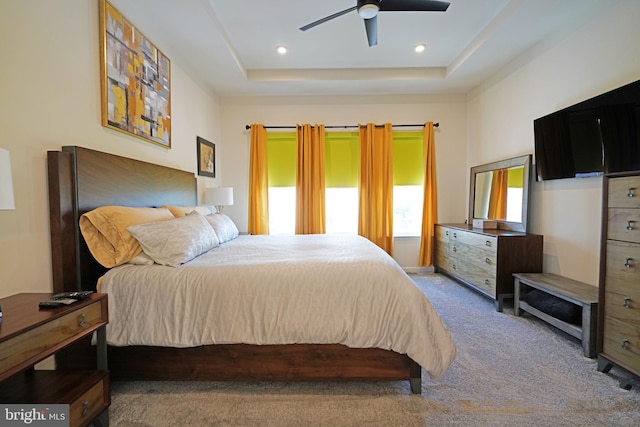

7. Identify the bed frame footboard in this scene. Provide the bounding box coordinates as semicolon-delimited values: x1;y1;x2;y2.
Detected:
108;343;422;393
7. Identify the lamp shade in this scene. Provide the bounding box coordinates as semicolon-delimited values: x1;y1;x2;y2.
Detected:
205;187;234;207
0;148;15;210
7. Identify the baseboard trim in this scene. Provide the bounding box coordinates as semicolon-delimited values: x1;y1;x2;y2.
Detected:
404;266;434;274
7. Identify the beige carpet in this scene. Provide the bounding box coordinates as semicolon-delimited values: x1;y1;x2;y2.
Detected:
108;273;640;426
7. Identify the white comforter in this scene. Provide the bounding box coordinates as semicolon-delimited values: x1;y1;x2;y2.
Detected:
99;234;456;379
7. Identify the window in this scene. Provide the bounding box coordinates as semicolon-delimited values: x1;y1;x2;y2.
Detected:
266;132;296;235
392;132;424;237
325;132;359;234
266;130;426;236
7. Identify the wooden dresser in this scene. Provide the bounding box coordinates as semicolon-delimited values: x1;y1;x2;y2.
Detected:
434;224;543;311
0;293;110;427
598;172;640;384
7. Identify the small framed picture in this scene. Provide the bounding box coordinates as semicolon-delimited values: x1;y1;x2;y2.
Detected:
197;137;215;178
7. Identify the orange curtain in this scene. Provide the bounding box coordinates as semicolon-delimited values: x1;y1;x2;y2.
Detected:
248;124;269;235
295;124;326;234
487;169;508;220
419;122;438;267
358;123;393;255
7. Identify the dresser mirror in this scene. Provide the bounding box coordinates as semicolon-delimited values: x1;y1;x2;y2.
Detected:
469;154;532;232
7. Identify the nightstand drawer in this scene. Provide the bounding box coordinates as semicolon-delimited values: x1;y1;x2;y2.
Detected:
0;301;106;377
0;370;109;427
70;373;109;427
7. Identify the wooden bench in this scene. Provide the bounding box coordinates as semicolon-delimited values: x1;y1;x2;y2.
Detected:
513;273;598;358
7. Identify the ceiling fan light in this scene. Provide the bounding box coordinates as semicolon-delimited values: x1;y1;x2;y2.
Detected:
358;4;379;19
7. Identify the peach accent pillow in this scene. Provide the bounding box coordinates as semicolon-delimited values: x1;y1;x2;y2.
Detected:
162;205;212;218
79;206;175;268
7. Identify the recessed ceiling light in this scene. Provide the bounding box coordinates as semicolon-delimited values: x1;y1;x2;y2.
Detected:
277;46;287;55
415;44;426;53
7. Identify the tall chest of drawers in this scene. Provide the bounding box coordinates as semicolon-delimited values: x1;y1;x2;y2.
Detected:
434;224;543;311
598;172;640;381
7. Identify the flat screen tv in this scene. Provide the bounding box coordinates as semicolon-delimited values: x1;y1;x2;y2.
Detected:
534;79;640;181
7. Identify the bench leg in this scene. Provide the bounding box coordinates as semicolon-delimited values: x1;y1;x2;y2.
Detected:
514;278;522;316
581;303;597;358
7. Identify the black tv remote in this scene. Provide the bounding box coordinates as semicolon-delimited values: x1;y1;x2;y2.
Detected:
50;291;93;300
39;291;93;309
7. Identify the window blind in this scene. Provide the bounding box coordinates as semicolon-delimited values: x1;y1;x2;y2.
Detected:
267;130;425;187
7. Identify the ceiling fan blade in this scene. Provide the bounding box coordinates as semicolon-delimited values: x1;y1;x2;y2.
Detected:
300;6;358;31
364;16;378;47
379;0;450;12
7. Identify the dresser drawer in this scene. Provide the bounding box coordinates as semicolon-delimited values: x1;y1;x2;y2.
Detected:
450;241;497;274
608;208;640;244
435;225;450;243
449;260;497;295
434;246;452;272
449;229;498;253
605;240;640;283
0;301;106;376
608;175;640;208
602;316;640;373
604;277;640;328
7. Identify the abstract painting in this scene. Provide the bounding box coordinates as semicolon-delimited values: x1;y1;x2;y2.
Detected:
99;0;171;148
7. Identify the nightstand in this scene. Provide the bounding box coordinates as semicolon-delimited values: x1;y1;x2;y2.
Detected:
0;293;109;427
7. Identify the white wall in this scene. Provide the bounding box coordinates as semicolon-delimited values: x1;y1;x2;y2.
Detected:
0;0;221;298
2;1;637;294
466;1;640;286
219;94;468;268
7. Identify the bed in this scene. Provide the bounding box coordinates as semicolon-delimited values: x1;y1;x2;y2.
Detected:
47;146;455;394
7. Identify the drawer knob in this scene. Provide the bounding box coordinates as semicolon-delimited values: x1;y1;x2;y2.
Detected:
628;188;636;198
445;230;449;236
485;257;491;264
452;246;457;253
452;264;456;270
485;241;492;247
624;258;633;268
82;401;90;416
621;339;630;350
78;313;87;328
627;221;635;230
453;232;457;239
624;297;631;309
484;279;490;285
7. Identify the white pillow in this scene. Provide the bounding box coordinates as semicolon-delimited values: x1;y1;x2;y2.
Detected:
127;213;219;267
204;213;239;244
127;252;156;265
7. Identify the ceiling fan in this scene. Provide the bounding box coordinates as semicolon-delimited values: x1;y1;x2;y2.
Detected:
300;0;451;47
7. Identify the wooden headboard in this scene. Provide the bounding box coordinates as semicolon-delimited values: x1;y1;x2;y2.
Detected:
47;146;197;293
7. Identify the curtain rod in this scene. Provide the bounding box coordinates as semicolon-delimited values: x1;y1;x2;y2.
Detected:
244;123;439;130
